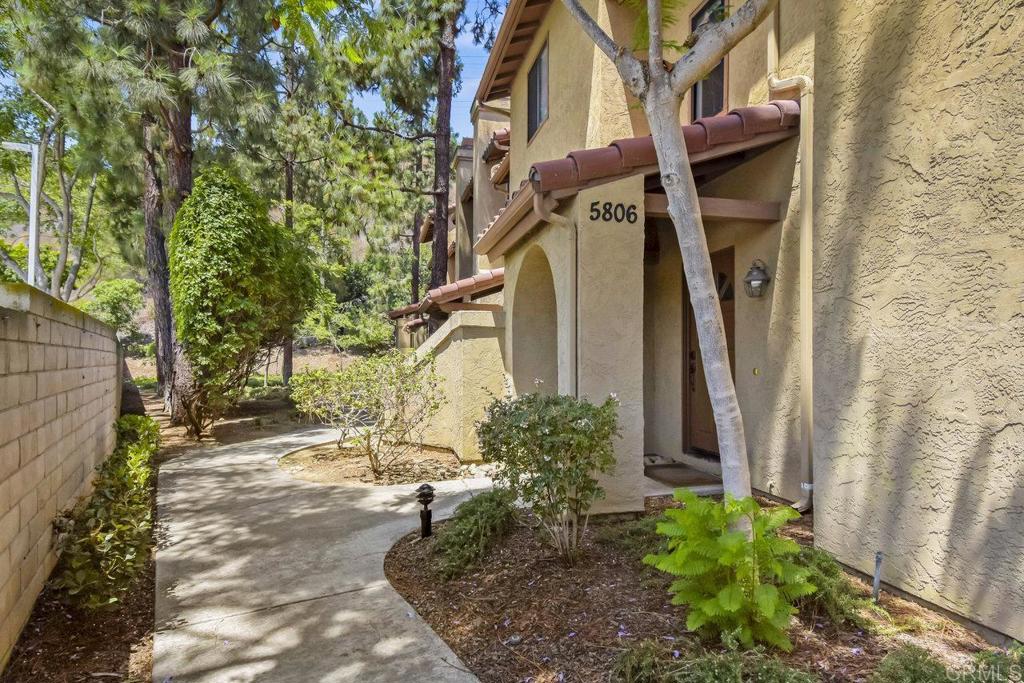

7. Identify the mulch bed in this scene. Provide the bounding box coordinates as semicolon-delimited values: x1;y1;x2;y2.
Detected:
0;561;154;683
279;441;465;485
385;497;991;683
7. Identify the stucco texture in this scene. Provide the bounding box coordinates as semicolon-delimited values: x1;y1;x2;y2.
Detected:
415;311;506;463
813;0;1024;641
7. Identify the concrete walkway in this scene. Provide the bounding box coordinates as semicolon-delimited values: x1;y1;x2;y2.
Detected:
153;427;489;683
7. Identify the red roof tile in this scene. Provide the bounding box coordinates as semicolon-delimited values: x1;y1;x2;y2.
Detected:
387;268;505;319
529;101;800;193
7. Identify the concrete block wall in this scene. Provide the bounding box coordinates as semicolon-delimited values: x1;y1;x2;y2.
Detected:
0;283;121;666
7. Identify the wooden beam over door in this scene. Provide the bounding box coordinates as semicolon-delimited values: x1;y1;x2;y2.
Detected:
644;194;781;223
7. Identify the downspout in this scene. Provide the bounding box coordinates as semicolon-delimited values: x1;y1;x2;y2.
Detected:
533;192;579;396
767;10;815;512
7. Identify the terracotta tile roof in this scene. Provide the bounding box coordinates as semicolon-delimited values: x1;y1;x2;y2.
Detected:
490;153;511;186
419;202;457;243
482;128;511;163
387;268;505;319
529;101;800;193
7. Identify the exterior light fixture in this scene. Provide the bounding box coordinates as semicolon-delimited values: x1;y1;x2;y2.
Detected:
415;483;436;538
743;259;772;298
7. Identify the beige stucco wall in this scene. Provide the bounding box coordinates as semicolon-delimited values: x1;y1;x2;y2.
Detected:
813;0;1024;642
0;283;121;666
415;311;506;462
472;108;511;273
503;177;646;513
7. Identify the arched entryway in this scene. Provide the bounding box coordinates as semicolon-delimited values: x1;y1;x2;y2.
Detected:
512;246;558;394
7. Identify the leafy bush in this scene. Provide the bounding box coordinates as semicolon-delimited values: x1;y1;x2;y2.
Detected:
612;641;819;683
869;646;949;683
52;415;160;609
795;546;875;628
974;645;1023;683
169;167;317;436
595;517;661;559
124;341;156;359
644;491;815;651
434;489;517;579
290;351;444;477
133;376;158;391
477;392;619;564
78;278;144;339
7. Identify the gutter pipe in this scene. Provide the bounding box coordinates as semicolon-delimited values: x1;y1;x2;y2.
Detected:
767;10;815;513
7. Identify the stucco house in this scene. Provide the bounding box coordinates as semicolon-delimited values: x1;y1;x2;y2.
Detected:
391;0;1024;644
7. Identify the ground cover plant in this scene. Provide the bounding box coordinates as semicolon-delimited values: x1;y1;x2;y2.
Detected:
290;351;444;478
644;490;816;651
385;498;994;682
52;415;160;609
613;640;819;683
477;392;619;564
434;489;517;579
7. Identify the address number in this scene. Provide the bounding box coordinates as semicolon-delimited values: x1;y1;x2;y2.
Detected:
589;201;638;224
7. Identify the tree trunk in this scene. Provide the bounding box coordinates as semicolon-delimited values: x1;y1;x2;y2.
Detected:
282;158;294;385
164;52;196;423
430;14;457;293
412;149;423;304
644;84;752;501
142;114;175;405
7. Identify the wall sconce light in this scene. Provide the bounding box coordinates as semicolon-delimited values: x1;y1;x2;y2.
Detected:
743;259;771;298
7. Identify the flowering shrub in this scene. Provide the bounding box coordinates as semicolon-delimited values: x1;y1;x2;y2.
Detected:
477;392;618;564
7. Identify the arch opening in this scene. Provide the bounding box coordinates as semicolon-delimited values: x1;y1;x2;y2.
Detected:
512;246;558;395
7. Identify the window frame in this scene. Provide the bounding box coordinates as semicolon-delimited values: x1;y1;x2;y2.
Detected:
688;0;729;122
527;41;549;143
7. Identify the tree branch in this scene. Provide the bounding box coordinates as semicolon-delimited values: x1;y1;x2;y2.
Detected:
0;244;27;282
669;0;778;95
559;0;647;96
202;0;227;27
340;117;434;142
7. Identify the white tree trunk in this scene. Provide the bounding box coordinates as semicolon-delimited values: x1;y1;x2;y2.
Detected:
643;82;752;500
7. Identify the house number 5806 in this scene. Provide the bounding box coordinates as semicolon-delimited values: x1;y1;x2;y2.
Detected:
589;201;638;224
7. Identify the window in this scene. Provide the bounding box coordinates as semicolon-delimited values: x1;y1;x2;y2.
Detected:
527;43;548;140
691;0;726;120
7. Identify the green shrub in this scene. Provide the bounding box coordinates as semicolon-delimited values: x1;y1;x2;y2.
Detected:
290;351;444;477
595;517;661;560
974;645;1023;683
133;376;159;391
434;489;517;579
612;642;819;683
869;646;949;683
477;392;619;564
125;341;156;359
78;279;144;339
795;546;875;628
169;167;316;436
52;415;160;609
644;491;815;651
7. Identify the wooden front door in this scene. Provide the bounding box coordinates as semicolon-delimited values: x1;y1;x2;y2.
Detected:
685;247;736;457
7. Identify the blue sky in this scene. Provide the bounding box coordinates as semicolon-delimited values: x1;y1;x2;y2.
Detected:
352;2;499;140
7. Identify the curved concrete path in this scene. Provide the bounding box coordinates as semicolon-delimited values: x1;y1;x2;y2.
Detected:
153;427;488;683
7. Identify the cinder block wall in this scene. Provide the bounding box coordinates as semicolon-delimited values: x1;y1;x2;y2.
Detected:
0;283;121;666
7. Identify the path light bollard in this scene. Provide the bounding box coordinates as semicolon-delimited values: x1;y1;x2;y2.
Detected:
416;483;435;538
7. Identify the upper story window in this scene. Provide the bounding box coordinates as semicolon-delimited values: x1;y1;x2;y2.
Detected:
527;42;549;141
691;0;727;120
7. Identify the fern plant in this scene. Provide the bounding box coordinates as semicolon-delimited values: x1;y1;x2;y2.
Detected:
644;490;816;651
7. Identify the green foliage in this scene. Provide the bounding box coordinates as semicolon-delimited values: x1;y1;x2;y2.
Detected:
434;489;517;580
974;645;1024;683
794;546;876;628
132;376;158;391
869;646;949;683
124;341;156;359
477;393;619;564
595;517;661;560
612;641;819;683
169;167;316;436
290;351;444;477
644;491;815;651
78;278;144;338
52;415;159;610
